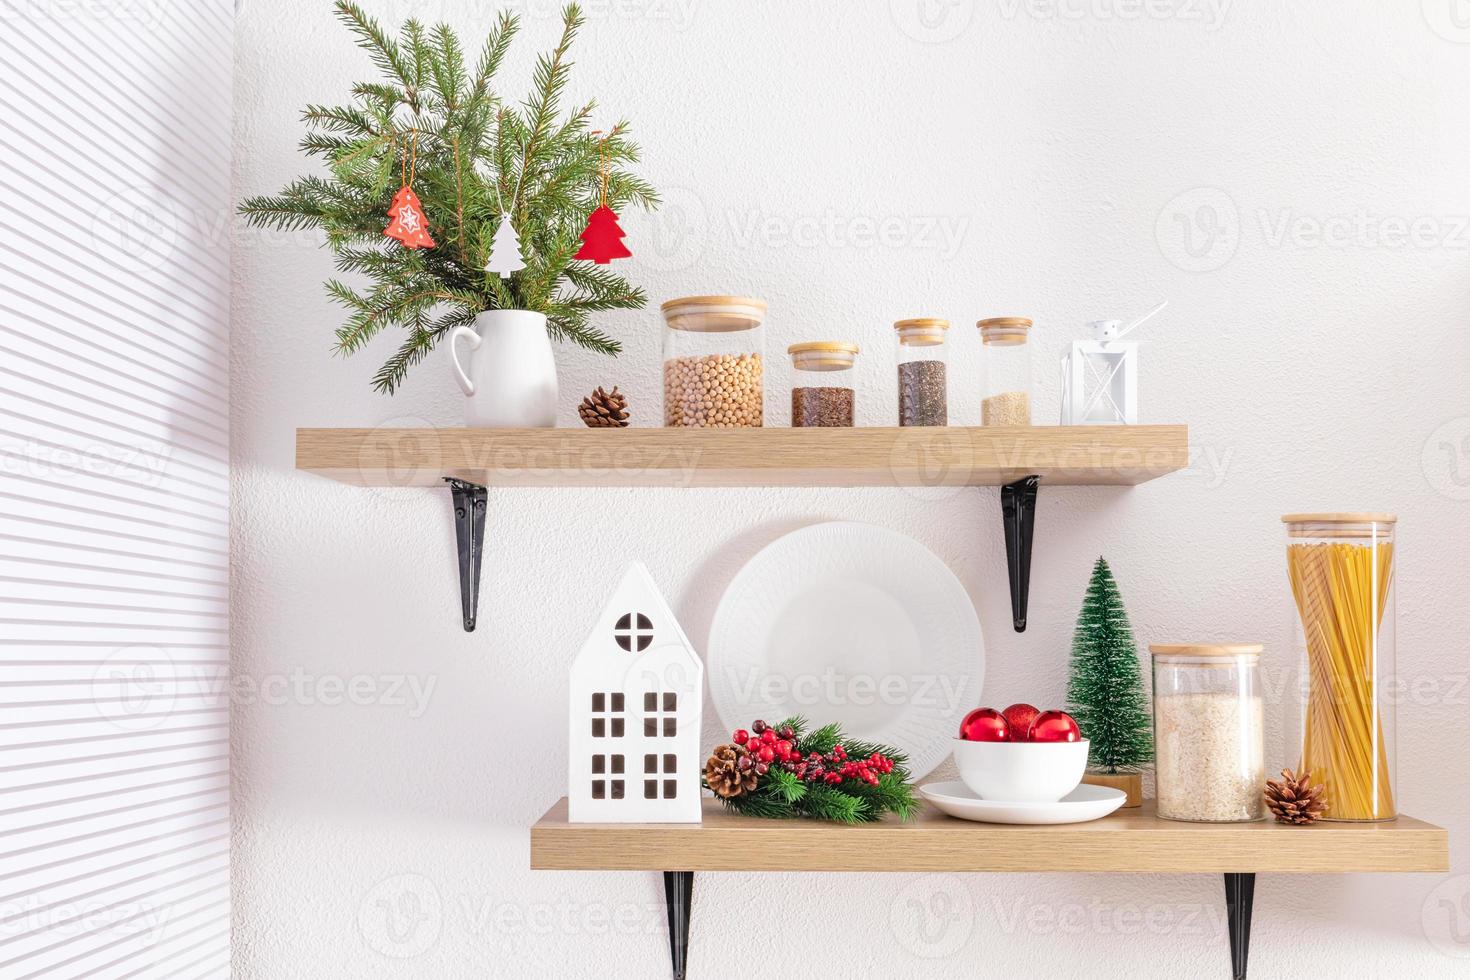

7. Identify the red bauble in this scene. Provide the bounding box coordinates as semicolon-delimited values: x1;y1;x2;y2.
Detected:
732;729;749;745
573;204;632;264
1001;703;1040;741
1028;710;1082;743
757;745;775;762
958;707;1010;742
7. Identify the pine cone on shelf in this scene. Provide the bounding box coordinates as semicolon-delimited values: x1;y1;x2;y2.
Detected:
1264;768;1329;825
704;744;757;799
578;385;630;428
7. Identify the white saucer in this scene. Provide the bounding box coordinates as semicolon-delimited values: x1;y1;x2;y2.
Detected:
919;781;1127;825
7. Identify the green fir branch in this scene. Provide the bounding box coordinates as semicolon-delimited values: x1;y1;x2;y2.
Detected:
239;1;654;394
334;1;420;110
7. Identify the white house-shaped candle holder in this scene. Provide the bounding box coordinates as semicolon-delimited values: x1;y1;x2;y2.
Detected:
568;563;703;823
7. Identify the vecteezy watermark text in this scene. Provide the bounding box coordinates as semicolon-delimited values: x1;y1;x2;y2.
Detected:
723;667;971;716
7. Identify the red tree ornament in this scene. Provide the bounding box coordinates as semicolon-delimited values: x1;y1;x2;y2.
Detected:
384;131;435;250
574;204;630;264
384;185;435;250
573;131;631;264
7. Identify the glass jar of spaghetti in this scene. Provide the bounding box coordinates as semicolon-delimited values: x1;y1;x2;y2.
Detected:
1283;513;1397;821
1150;644;1266;822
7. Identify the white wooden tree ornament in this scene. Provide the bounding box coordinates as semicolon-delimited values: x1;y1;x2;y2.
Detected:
568;563;704;824
1059;301;1164;426
484;213;526;278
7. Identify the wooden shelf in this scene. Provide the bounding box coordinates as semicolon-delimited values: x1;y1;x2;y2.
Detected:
296;423;1188;632
530;797;1448;874
296;424;1188;488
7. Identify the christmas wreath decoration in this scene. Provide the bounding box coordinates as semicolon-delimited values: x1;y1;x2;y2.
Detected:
703;717;918;824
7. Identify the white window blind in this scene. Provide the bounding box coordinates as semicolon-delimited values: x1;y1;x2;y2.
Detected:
0;3;233;977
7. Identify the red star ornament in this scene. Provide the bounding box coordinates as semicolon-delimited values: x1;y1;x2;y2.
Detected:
573;204;631;264
384;185;436;250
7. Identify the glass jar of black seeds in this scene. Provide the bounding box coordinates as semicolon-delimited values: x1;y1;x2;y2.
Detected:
788;341;858;427
894;318;949;426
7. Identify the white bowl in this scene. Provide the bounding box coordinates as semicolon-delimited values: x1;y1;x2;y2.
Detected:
952;737;1089;803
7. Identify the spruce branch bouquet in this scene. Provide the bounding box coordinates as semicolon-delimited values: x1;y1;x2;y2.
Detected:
239;1;658;394
703;717;919;824
1065;556;1153;773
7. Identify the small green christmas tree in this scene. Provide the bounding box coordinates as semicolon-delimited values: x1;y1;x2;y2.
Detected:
1066;557;1152;773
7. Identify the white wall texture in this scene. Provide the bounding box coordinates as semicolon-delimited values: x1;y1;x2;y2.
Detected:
232;2;1470;977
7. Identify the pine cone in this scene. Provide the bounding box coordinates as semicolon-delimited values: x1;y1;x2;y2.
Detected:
1265;768;1329;825
578;386;630;428
704;743;757;799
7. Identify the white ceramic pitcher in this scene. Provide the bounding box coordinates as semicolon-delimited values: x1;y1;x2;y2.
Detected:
450;309;559;427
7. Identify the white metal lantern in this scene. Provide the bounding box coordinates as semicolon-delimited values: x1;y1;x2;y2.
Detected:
1059;301;1164;426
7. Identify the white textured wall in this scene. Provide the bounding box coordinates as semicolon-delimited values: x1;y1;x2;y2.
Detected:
232;2;1470;977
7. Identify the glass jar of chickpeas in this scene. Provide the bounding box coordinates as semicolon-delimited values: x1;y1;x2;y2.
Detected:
661;296;766;427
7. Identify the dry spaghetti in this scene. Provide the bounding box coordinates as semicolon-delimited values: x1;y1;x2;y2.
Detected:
1286;539;1395;821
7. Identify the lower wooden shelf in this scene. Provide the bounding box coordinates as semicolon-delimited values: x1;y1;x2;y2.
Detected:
531;797;1446;874
530;797;1447;980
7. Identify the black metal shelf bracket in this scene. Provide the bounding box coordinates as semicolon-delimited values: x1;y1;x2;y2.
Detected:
663;871;693;980
652;869;1252;979
1224;872;1255;980
445;478;487;632
999;475;1040;632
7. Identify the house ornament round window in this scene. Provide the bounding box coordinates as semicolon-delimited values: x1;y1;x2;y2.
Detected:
614;613;653;652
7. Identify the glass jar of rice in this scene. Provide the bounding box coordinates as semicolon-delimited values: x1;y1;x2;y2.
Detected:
1150;643;1265;822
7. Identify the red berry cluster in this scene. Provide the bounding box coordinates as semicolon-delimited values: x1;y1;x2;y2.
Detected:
730;721;895;788
731;719;795;769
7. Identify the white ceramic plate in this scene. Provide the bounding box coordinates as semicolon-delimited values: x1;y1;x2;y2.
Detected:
707;522;983;779
919;781;1127;825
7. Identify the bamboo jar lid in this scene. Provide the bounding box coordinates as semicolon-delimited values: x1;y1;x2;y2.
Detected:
978;316;1033;346
1281;513;1397;524
788;341;859;371
1150;643;1263;659
1282;513;1397;539
894;317;948;347
661;296;767;332
788;341;860;355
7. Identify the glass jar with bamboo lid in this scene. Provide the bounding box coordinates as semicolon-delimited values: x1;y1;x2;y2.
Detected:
1150;643;1266;823
661;296;766;427
1283;513;1397;822
894;318;948;426
978;316;1033;426
788;342;859;427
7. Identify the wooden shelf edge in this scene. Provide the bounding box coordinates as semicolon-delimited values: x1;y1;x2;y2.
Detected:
296;423;1190;488
528;798;1449;875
